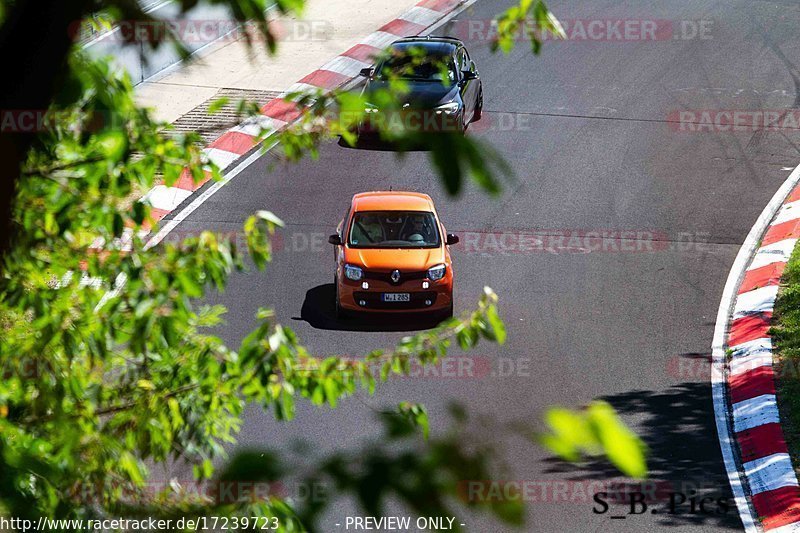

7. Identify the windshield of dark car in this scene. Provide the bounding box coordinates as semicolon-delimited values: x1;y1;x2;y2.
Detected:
375;52;456;83
348;211;441;248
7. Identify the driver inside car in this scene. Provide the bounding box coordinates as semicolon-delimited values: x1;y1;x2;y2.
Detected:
403;214;432;244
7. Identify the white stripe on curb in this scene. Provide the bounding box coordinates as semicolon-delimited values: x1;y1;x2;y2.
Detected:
772;199;800;226
230;115;286;137
203;148;241;169
733;285;780;319
398;6;441;26
142;185;193;212
732;394;781;433
283;82;320;96
731;337;773;358
729;348;774;377
743;453;799;495
749;239;798;271
361;31;403;49
322;56;371;78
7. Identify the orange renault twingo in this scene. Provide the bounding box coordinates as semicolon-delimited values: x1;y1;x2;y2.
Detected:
328;191;459;319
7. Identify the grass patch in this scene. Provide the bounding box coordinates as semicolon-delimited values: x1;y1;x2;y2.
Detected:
770;243;800;464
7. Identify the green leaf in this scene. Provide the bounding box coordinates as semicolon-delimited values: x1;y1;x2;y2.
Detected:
94;130;128;162
456;327;479;350
485;306;506;344
255;210;285;229
207;97;230;115
586;401;648;479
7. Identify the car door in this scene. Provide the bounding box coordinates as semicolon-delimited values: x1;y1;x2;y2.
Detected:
335;206;350;265
457;47;478;121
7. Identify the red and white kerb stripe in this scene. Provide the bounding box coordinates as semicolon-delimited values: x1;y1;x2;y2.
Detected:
727;185;800;531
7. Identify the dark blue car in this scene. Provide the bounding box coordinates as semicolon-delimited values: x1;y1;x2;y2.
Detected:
356;36;483;138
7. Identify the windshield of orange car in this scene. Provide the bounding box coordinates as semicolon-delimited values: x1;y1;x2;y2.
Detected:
348;211;441;248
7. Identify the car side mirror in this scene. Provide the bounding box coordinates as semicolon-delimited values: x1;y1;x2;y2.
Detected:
461;70;478;81
446;233;459;245
328;234;342;245
359;67;373;78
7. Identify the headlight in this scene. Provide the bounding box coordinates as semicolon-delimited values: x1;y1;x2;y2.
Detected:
344;264;363;281
428;264;446;281
364;104;378;114
434;102;460;115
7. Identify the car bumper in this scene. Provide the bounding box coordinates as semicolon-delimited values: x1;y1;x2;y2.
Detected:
338;276;453;313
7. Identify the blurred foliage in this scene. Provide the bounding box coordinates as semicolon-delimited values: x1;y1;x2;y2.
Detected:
492;0;565;54
0;0;646;530
537;401;648;479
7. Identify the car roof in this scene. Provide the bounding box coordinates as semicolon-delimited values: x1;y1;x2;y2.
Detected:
351;191;435;212
390;36;461;55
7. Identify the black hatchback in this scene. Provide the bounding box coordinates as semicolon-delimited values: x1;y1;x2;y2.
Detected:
356;36;483;138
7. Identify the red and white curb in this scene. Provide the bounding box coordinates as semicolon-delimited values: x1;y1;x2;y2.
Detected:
86;0;468;256
713;163;800;532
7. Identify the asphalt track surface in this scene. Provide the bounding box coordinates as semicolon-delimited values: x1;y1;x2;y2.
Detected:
168;0;800;530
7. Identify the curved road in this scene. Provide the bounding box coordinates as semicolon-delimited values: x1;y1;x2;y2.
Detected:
169;0;800;530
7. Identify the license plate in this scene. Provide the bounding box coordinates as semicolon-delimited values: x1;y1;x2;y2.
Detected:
382;293;410;302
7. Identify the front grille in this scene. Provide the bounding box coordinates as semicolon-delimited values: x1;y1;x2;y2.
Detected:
363;270;428;285
353;291;438;310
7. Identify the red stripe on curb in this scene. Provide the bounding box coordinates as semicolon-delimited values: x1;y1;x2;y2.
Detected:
342;44;381;63
728;313;773;347
752;486;800;531
736;423;789;464
730;366;776;404
739;262;786;294
173;168;213;192
417;0;461;11
298;69;352;90
379;18;426;36
788;187;800;204
209;131;258;156
150;207;171;221
132;206;170;232
261;98;302;123
763;218;800;247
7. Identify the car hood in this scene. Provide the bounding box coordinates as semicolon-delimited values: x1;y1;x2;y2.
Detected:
364;80;459;109
344;246;446;271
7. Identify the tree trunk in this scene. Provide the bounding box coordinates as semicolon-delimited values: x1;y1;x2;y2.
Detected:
0;0;92;261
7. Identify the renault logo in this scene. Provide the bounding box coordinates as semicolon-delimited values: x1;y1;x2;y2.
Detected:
391;269;401;283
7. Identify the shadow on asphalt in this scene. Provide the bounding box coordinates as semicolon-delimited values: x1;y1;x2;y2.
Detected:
539;377;743;530
337;135;429;152
294;283;442;332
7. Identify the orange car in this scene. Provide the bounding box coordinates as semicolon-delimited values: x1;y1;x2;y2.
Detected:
328;191;459;318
